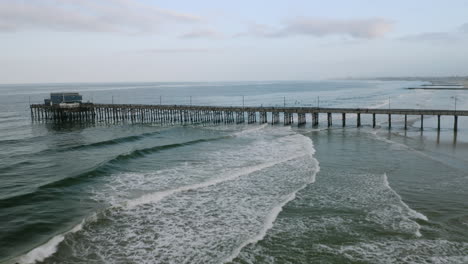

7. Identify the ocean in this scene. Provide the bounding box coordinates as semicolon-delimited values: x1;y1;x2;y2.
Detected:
0;81;467;264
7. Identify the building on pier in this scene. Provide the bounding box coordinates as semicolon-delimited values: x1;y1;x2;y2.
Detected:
44;92;83;106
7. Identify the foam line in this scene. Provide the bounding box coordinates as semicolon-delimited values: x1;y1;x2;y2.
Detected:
382;173;428;237
222;142;320;263
367;131;468;172
126;153;307;208
11;219;86;264
382;173;428;221
232;123;269;137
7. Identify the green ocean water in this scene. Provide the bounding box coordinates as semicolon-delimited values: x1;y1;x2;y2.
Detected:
0;81;467;263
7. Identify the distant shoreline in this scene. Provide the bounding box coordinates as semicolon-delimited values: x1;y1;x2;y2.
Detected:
421;84;462;87
407;87;468;90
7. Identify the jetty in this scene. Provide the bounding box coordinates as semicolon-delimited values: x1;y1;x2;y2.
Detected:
30;103;467;131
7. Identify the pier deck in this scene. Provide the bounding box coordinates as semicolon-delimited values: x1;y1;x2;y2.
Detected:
30;103;467;131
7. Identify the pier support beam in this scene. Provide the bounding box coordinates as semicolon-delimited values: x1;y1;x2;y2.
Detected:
284;112;293;125
388;114;391;129
404;115;407;130
437;115;441;131
248;112;256;124
342;113;346;127
327;113;332;127
421;115;424;130
272;112;279;124
454;115;458;132
372;113;376;128
259;112;267;124
312;113;319;126
357;113;361;127
236;112;244;124
298;113;306;125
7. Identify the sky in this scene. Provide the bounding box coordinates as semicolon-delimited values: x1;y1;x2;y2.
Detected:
1;0;468;83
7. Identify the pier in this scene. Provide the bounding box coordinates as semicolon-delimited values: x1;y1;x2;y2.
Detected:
30;104;467;131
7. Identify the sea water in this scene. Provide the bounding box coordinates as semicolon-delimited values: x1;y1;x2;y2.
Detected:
0;81;467;263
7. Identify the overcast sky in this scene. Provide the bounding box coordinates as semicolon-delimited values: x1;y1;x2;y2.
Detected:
1;0;468;83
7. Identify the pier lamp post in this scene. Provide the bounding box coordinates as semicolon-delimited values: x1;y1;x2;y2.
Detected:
454;96;457;111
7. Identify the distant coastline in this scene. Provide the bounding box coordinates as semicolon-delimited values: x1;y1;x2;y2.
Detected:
407;87;468;90
340;76;468;89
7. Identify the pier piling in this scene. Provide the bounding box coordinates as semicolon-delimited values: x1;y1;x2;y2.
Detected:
421;115;424;130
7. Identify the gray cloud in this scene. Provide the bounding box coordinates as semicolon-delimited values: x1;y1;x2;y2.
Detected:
234;23;276;38
0;0;202;33
179;29;222;39
278;18;393;38
399;32;459;42
399;22;468;42
460;23;468;33
139;48;216;53
238;18;393;39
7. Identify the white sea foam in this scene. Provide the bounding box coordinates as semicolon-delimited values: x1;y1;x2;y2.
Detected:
382;173;428;221
233;170;432;263
126;154;306;208
222;151;320;263
359;173;428;238
13;236;65;264
231;123;269;137
43;125;320;264
316;239;468;264
379;173;427;237
6;125;319;264
12;219;85;264
222;192;298;264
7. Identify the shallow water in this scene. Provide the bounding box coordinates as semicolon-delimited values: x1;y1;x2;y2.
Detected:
0;81;467;263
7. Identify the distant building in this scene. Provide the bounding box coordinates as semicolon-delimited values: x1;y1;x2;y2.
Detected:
45;92;83;105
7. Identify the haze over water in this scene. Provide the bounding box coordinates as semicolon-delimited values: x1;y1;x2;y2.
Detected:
0;81;467;263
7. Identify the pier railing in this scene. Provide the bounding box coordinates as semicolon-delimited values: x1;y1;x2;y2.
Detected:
30;103;467;131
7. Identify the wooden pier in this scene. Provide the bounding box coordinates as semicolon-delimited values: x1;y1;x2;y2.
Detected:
30;103;467;131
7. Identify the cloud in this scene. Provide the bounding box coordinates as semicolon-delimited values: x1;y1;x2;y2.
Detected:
238;18;393;39
278;17;393;38
460;23;468;33
139;48;216;53
0;0;202;33
234;23;277;38
399;32;459;42
179;29;222;39
399;22;468;42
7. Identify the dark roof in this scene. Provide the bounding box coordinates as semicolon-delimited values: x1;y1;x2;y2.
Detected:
50;92;81;96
